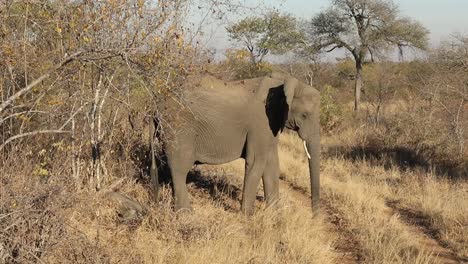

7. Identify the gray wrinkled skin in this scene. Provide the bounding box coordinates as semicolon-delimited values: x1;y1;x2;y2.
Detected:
150;72;320;215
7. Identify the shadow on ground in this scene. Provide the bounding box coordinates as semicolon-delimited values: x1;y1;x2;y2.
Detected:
127;143;248;210
186;169;242;211
385;199;468;263
324;145;467;179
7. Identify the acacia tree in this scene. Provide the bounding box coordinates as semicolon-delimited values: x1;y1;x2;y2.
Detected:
304;0;429;111
226;10;303;66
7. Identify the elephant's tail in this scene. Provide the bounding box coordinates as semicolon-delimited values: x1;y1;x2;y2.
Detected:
149;117;159;202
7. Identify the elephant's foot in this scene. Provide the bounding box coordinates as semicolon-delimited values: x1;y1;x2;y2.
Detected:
241;208;254;216
174;203;193;214
240;201;255;216
175;207;193;219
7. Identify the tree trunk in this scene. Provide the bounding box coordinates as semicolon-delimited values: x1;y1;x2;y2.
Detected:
249;50;257;66
354;59;363;112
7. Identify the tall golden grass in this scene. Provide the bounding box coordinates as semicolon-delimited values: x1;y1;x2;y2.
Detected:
1;111;466;264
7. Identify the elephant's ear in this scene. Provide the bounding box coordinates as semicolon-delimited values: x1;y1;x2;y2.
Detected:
283;77;299;106
269;72;298;106
257;75;298;136
253;77;279;103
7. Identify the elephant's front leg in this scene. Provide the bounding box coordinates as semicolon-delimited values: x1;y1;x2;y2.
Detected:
241;154;267;215
171;166;193;212
166;148;195;212
262;149;280;206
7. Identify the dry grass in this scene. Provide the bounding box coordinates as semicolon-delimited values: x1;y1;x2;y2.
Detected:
56;172;335;264
393;174;468;257
1;148;335;263
1;114;466;264
321;123;468;260
278;132;467;263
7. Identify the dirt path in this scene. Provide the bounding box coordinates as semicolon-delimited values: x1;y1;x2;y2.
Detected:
189;169;364;263
190;166;464;264
278;179;465;264
385;200;465;264
279;180;365;263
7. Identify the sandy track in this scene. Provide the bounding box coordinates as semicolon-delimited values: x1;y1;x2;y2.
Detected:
385;200;465;264
278;180;365;263
190;163;464;264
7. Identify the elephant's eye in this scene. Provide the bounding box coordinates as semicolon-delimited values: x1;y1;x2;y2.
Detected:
302;113;308;119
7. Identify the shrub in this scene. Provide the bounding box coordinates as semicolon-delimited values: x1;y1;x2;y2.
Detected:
320;85;343;132
220;49;272;80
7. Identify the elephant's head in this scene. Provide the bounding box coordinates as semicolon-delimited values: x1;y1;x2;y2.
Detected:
261;72;321;214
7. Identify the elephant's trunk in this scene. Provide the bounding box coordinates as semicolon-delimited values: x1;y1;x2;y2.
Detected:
305;140;320;215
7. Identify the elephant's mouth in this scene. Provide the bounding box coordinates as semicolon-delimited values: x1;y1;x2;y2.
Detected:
285;119;299;131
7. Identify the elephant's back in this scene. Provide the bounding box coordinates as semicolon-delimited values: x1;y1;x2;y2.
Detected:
188;80;254;106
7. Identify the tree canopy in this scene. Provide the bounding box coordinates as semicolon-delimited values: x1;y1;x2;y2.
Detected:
303;0;429;111
226;11;303;65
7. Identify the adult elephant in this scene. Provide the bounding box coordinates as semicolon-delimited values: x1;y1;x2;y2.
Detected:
149;72;320;215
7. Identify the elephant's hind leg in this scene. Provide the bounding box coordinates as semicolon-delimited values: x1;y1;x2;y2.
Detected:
241;153;267;216
262;149;280;206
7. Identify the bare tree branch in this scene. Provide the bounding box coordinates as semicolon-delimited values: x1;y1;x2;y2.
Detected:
0;130;71;151
0;51;84;113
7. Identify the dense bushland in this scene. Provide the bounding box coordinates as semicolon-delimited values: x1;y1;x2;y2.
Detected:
1;0;466;263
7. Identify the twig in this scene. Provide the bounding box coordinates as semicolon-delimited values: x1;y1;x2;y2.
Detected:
0;51;84;113
71;115;79;188
0;130;71;151
0;110;48;126
0;99;86;151
59;103;89;131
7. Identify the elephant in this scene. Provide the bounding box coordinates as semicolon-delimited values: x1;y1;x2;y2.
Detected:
149;72;320;215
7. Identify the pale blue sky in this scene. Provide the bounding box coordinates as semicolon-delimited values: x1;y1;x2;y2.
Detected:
282;0;468;43
198;0;468;60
